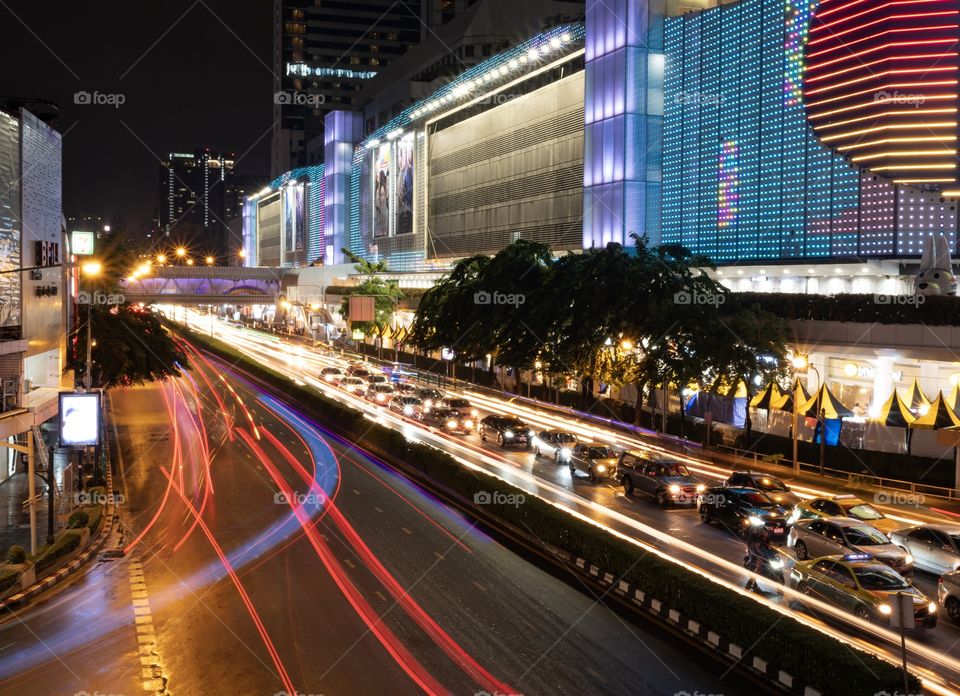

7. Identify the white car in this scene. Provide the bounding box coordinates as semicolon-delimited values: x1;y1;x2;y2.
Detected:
890;525;960;575
319;366;344;383
339;377;366;393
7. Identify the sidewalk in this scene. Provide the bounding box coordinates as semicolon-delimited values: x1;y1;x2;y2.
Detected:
0;447;73;555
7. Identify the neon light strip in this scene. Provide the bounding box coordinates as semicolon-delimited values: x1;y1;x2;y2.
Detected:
805;81;957;108
871;163;956;170
824;126;957;144
806;67;956;96
806;39;957;72
809;11;959;47
894;177;956;182
806;53;959;84
815;108;957;130
837;136;958;151
807;28;960;61
852;150;957;161
814;0;951;24
807;96;957;120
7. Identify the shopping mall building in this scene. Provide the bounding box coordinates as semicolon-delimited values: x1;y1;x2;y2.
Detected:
242;0;960;442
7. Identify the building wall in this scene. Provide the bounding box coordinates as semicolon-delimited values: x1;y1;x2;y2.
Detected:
0;112;21;331
19;111;63;388
258;196;282;267
428;71;584;259
662;0;960;263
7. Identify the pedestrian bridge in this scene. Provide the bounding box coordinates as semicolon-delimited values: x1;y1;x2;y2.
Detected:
121;267;283;305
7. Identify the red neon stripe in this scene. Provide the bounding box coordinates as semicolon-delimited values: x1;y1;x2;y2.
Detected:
806;39;958;72
816;0;950;21
809;12;960;48
807;29;960;61
805;53;958;84
806;66;957;96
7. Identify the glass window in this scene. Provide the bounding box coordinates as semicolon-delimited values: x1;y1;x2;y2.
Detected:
824;524;845;542
843;526;888;546
847;504;884;521
827;565;856;588
855;567;910;591
909;528;935;543
808;520;825;534
812;560;834;573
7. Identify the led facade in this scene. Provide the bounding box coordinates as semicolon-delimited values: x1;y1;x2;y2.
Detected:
662;0;960;261
804;0;960;187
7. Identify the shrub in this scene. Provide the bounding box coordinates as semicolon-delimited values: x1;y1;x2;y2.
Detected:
86;507;104;535
0;570;17;594
67;510;89;529
181;324;921;695
6;545;26;564
36;531;81;571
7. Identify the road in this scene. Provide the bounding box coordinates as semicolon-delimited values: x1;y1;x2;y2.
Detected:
0;338;746;695
177;311;960;695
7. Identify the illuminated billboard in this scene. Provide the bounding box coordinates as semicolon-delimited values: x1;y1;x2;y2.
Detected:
373;144;391;237
59;391;101;447
283;182;305;253
804;0;960;190
395;134;414;235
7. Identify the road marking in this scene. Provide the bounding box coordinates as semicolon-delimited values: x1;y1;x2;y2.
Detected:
374;506;384;513
433;552;445;561
471;581;487;593
352;489;361;495
126;558;167;694
400;527;412;535
343;559;356;569
374;591;387;602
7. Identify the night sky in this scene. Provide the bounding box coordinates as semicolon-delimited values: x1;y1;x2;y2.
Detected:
0;1;273;236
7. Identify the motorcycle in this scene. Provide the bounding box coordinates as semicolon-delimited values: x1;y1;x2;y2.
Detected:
744;548;786;590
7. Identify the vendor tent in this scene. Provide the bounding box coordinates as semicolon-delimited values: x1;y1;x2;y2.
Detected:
798;384;854;419
911;392;960;429
872;389;916;428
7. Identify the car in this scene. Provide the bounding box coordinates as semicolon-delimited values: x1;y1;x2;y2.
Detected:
420;407;474;434
533;430;578;461
319;366;344;383
788;517;913;576
416;388;445;409
789;554;937;629
364;384;396;405
698;487;790;539
339;376;367;393
388;396;425;418
618;450;705;506
366;374;390;386
723;471;800;506
567;443;619;483
347;364;372;379
890;524;960;574
478;415;533;448
439;397;479;419
790;495;900;534
395;382;419;396
938;570;960;622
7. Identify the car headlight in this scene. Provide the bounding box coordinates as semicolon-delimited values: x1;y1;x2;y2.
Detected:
787;508;801;525
669;484;681;494
446;419;458;429
696;484;706;492
596;465;607;473
463;420;474;428
528;430;535;438
403;405;413;415
376;394;385;401
879;604;892;616
424;400;433;408
748;515;764;527
471;409;479;417
769;558;784;570
560;448;572;459
929;602;937;613
325;374;334;381
504;430;514;438
905;553;914;565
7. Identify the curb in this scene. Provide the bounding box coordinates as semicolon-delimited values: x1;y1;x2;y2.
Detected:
0;466;120;612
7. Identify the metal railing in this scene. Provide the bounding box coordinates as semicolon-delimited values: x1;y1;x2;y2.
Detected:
716;444;960;503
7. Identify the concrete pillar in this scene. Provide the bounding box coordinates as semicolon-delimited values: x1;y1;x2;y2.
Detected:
583;0;665;249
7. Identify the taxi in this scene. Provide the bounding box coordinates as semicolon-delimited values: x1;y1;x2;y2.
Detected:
789;554;937;629
788;495;900;535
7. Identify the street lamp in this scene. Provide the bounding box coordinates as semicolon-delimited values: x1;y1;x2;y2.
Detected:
176;246;187;259
206;256;215;266
156;254;167;265
80;261;102;389
186;258;194;266
790;353;821;475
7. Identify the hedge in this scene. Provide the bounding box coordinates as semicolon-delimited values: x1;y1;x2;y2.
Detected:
6;545;25;564
179;324;921;695
727;291;960;326
85;506;104;536
35;530;82;572
67;510;89;529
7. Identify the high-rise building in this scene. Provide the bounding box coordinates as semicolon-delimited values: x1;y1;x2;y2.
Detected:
272;0;493;177
156;148;236;255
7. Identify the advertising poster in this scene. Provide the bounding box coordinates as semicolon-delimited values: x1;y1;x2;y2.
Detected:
395;135;414;235
282;183;305;253
59;391;101;447
373;144;391;238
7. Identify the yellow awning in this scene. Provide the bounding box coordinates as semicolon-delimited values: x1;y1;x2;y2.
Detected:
902;378;931;412
871;389;916;428
750;382;782;410
798;383;854;419
911;392;960;429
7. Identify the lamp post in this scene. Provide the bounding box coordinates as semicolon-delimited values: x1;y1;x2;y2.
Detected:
791;353;821;475
81;261;102;389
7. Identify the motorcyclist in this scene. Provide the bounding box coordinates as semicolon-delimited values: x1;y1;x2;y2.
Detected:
744;525;784;592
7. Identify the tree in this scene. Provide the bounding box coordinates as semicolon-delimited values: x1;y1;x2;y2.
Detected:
338;248;403;337
68;232;187;388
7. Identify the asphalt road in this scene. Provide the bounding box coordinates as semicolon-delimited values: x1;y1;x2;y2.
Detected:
178;313;960;694
0;345;750;696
